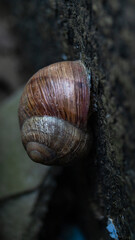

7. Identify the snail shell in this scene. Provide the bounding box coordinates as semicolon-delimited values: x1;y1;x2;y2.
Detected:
18;60;90;165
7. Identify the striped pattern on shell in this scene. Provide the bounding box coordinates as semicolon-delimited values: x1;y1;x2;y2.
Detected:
21;116;89;165
18;61;90;129
18;61;90;165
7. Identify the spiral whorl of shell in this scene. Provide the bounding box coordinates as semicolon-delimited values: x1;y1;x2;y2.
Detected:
18;61;90;165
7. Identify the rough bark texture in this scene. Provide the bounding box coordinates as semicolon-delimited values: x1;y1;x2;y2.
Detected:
1;0;135;239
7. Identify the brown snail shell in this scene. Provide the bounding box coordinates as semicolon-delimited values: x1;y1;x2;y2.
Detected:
18;60;90;165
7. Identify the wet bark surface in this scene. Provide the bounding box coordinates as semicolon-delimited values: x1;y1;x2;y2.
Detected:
0;0;135;239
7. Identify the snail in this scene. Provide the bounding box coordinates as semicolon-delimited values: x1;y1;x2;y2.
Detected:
18;60;91;165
